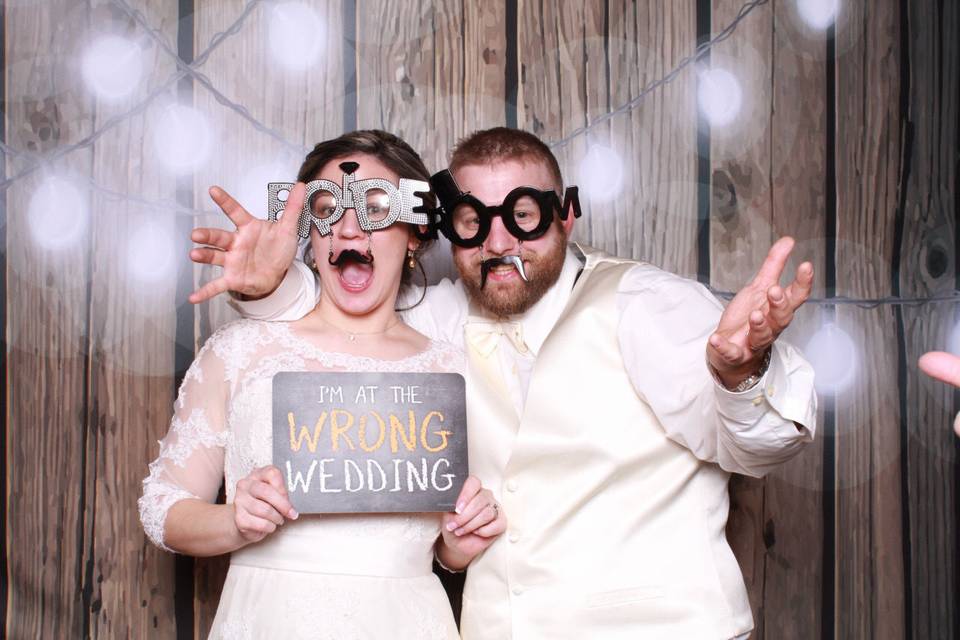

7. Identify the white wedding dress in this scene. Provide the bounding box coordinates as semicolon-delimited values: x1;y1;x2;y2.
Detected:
139;319;463;640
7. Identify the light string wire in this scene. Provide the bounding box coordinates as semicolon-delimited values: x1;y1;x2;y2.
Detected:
0;0;268;192
2;0;955;309
0;0;768;207
112;0;310;157
708;289;960;309
545;0;770;150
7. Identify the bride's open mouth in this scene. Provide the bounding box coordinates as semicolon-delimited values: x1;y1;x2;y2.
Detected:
329;249;375;293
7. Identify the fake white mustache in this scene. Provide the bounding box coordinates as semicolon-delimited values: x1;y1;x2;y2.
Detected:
480;255;528;288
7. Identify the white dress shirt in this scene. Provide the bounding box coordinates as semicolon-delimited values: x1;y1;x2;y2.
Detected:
234;246;816;477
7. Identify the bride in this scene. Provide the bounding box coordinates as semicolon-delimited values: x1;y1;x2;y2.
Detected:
139;130;505;639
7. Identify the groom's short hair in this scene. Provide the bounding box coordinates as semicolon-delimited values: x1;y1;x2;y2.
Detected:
448;127;564;192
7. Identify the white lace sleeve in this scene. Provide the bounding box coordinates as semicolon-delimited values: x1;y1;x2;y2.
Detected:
139;331;232;551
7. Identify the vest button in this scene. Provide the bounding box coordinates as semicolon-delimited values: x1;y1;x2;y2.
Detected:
506;480;518;492
512;584;524;596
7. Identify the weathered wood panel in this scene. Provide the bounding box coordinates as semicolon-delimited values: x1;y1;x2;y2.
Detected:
355;0;506;173
516;1;605;252
900;0;959;638
760;4;828;639
607;0;698;274
4;1;95;637
463;2;509;134
708;0;772;624
191;1;345;633
83;1;182;636
710;2;827;637
834;0;906;637
2;1;958;638
192;0;344;341
355;0;505;285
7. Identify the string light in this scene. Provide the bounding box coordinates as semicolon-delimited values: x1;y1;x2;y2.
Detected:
578;145;625;203
267;2;325;72
0;0;264;191
151;104;214;175
804;322;858;394
948;322;960;356
796;0;839;30
547;0;770;150
81;35;144;103
128;221;177;284
27;175;89;252
6;0;955;312
235;160;300;219
698;68;743;127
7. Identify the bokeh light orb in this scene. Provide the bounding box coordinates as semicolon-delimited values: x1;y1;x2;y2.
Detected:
804;322;858;394
698;68;743;127
948;321;960;356
578;144;625;203
28;176;89;251
236;161;299;219
151;105;213;175
268;2;324;72
797;0;839;30
81;35;143;103
128;221;176;284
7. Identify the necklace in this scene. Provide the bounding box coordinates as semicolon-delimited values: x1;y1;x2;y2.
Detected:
319;314;402;342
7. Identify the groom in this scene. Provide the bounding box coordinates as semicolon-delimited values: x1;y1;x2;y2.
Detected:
192;127;817;639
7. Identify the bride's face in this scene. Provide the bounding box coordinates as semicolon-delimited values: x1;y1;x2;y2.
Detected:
308;154;417;318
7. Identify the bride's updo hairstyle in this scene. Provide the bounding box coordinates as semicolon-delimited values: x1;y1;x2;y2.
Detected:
297;130;435;290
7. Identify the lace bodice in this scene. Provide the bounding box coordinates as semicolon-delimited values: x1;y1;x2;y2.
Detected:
138;319;464;551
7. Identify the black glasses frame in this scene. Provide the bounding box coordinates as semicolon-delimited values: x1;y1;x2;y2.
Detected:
427;169;581;248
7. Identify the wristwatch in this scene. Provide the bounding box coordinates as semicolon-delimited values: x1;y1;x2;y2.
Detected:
727;348;772;392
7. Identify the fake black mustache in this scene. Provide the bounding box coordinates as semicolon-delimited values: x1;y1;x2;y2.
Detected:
328;248;374;267
480;255;528;288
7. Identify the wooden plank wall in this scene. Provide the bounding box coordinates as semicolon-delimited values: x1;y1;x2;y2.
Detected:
5;2;96;636
710;1;827;637
899;1;958;638
3;1;958;638
834;2;906;637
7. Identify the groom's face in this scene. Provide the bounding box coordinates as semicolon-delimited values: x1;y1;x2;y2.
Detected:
451;157;574;317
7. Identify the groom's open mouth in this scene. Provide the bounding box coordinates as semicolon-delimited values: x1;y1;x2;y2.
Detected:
480;254;528;288
329;248;375;293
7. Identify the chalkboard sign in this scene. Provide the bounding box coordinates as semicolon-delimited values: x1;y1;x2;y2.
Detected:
272;371;468;513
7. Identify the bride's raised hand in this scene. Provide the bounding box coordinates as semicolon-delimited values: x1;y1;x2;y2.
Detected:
233;465;299;544
188;183;306;304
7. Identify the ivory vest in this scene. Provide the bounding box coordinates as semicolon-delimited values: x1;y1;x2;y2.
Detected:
459;249;752;640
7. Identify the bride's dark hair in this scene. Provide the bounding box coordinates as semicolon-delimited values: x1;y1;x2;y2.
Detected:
298;130;434;291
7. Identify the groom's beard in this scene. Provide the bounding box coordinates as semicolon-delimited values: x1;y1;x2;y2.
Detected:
455;231;567;317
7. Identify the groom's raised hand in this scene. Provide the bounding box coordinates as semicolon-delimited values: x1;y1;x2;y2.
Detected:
188;182;306;304
708;236;814;388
